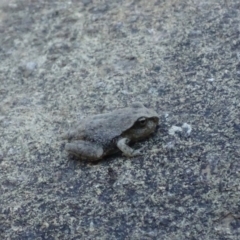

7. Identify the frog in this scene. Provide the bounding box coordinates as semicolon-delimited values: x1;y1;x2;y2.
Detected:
61;102;159;161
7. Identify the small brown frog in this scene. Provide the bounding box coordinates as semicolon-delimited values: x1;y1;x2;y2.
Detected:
62;102;159;161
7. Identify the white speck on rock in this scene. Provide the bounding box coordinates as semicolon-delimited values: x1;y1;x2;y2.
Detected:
26;61;37;71
168;126;182;135
89;221;94;232
165;141;175;149
207;78;215;82
168;123;192;136
182;123;192;135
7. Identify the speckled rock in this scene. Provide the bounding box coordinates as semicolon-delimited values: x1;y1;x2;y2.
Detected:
0;0;240;239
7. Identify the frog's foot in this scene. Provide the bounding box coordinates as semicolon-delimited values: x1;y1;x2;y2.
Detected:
65;140;103;161
116;138;145;157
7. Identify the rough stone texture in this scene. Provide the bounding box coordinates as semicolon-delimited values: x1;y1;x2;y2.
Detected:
0;0;240;239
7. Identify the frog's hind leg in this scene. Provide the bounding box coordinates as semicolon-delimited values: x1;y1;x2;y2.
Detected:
65;140;103;161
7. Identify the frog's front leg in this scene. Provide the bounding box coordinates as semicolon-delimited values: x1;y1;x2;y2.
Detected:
116;138;145;157
65;140;104;161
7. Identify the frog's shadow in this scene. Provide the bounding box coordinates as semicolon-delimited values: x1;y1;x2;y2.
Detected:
67;152;122;165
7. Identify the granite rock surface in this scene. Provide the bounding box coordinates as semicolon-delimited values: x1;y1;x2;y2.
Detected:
0;0;240;239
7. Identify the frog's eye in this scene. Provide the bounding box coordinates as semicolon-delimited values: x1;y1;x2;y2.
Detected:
138;117;147;126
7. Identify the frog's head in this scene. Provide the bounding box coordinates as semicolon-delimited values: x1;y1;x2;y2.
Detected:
122;103;159;141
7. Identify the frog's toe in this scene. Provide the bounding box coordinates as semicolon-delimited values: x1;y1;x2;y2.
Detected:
131;146;146;156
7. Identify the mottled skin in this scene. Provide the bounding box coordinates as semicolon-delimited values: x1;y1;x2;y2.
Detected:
62;103;159;161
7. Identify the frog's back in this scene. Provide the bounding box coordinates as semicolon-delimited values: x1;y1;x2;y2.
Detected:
81;104;158;145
